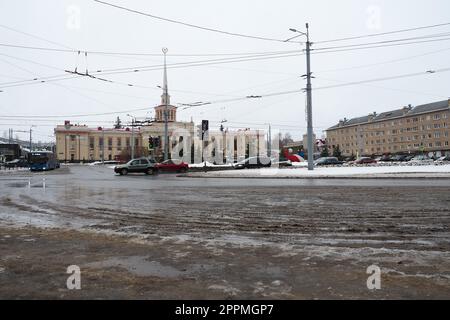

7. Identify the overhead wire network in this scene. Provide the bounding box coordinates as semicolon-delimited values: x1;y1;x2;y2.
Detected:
1;10;450;136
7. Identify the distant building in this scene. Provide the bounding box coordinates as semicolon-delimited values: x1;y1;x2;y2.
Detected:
0;144;22;162
326;99;450;157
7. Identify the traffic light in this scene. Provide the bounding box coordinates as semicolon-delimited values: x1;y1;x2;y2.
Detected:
201;120;209;140
148;136;154;149
153;137;160;148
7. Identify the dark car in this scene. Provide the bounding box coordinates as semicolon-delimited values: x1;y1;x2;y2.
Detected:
378;155;392;162
114;157;157;175
233;156;272;169
3;158;29;169
314;157;343;166
155;159;189;173
390;155;408;162
353;157;377;164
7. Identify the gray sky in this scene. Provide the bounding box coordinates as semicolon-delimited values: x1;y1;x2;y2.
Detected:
1;0;449;142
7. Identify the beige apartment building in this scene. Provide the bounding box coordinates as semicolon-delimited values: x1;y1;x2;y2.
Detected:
326;99;450;157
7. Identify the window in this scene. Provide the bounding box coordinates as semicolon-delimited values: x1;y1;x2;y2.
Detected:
70;135;76;142
434;114;441;120
89;137;94;149
126;138;130;147
140;159;149;165
108;137;113;151
435;132;441;138
434;124;441;129
99;137;104;147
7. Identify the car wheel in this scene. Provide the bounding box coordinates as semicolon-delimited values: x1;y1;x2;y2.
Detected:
179;167;187;173
146;168;154;175
121;168;128;175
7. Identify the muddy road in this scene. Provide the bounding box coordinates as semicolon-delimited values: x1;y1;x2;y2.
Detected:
0;165;449;299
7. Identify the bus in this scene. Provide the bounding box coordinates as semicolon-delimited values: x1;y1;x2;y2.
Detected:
29;151;59;171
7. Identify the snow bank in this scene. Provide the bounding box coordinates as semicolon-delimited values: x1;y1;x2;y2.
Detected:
189;164;450;178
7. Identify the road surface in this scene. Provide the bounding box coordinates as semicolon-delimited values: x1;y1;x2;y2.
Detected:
0;165;449;299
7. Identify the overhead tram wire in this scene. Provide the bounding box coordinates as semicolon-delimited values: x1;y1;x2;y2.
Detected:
179;67;450;110
0;23;74;50
312;37;450;56
313;31;450;51
0;51;304;89
93;0;301;44
0;43;302;58
315;21;450;44
315;46;450;74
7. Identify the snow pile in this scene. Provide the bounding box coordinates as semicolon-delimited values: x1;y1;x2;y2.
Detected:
191;164;450;178
189;161;233;168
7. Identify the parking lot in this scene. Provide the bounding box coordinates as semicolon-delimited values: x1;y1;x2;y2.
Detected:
0;165;450;299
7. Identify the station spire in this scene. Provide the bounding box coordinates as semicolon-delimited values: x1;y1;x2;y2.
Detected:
161;48;170;106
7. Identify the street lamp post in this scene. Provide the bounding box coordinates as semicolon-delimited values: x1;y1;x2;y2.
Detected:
127;114;135;160
162;47;169;161
29;125;36;152
289;23;314;170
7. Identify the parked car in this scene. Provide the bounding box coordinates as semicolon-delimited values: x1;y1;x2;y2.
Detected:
378;155;392;162
233;156;272;169
390;155;409;162
404;155;415;162
3;158;29;169
435;155;450;163
155;159;189;173
314;157;343;166
114;157;157;175
352;157;377;165
409;154;434;164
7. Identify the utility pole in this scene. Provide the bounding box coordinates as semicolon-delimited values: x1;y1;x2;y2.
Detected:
102;129;105;164
268;123;272;158
127;114;135;160
289;23;314;170
163;47;169;161
29;126;36;152
131;118;135;159
305;23;314;171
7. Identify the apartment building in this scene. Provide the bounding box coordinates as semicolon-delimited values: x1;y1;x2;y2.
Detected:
326;99;450;157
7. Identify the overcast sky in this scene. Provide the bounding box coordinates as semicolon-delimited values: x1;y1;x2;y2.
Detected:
1;0;449;142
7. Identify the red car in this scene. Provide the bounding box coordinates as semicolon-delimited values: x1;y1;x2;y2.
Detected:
353;157;377;164
155;159;189;173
